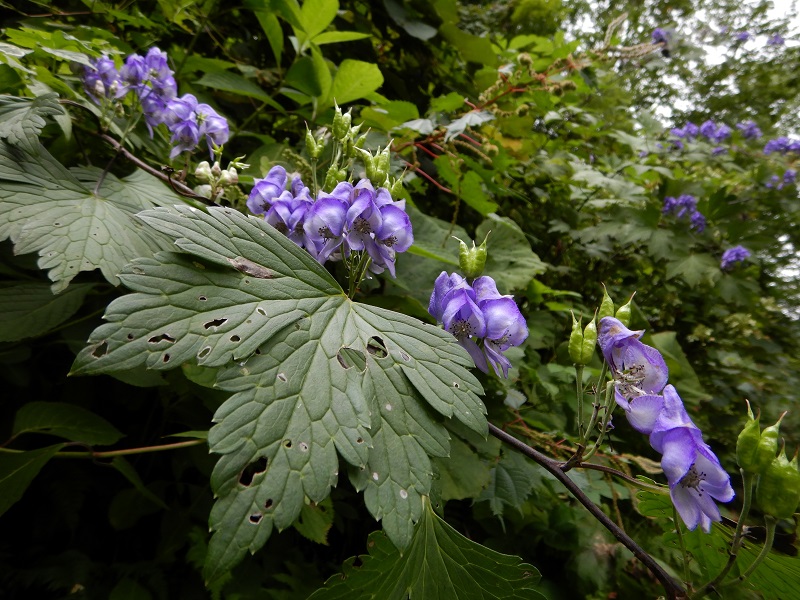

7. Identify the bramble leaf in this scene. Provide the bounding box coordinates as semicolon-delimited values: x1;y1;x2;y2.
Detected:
308;497;544;600
0;142;178;292
70;205;486;583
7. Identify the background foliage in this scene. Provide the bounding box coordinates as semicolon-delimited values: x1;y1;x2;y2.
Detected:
2;0;800;598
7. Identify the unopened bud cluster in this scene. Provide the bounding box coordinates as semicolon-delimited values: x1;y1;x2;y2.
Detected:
569;286;634;366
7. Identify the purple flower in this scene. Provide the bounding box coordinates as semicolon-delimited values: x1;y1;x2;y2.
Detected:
784;169;797;184
83;55;127;103
369;204;414;276
736;120;762;140
720;245;751;270
711;146;727;156
660;425;735;532
247;166;289;215
597;317;668;399
764;137;790;154
789;140;800;154
163;94;229;158
699;120;717;139
168;119;200;159
652;28;670;44
429;272;472;322
196;103;230;152
670;122;699;140
479;296;528;377
303;186;350;262
735;31;751;42
440;285;487;369
768;33;785;46
265;194;314;248
690;211;706;232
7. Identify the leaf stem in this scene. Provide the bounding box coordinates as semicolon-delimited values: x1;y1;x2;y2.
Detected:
720;515;776;588
0;439;205;459
581;380;616;462
575;364;585;438
488;423;687;600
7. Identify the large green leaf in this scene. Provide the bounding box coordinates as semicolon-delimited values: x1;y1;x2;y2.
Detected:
0;281;93;341
70;205;486;583
308;497;544;599
326;59;383;106
13;401;123;446
0;142;178;292
0;93;64;152
476;214;547;294
477;448;540;517
0;444;65;517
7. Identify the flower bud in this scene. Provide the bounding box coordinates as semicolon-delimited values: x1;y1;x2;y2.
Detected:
390;177;405;198
324;165;347;191
226;166;239;185
757;446;800;519
597;284;615;322
194;161;212;182
332;103;352;141
568;311;584;365
211;161;222;177
218;169;233;186
754;412;787;474
581;315;597;364
736;400;762;472
615;293;635;326
455;233;489;279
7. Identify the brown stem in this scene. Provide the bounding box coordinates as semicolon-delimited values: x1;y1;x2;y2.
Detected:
488;423;687;600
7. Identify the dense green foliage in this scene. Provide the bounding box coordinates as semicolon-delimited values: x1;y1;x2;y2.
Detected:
2;0;800;598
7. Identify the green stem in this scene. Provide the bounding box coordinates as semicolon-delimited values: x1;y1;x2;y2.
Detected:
674;506;691;587
575;363;585;438
689;469;756;598
347;251;372;299
0;439;205;459
582;381;616;462
726;515;776;585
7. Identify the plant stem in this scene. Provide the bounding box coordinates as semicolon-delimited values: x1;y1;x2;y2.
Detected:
581;380;616;462
723;515;776;586
575;363;585;438
0;439;205;459
488;423;687;600
674;506;691;587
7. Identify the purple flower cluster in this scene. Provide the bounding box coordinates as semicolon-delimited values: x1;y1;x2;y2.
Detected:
765;169;797;190
720;245;751;270
764;137;800;155
669;122;699;140
699;120;731;144
652;28;671;44
735;31;751;42
82;49;229;159
736;120;762;140
768;33;785;46
428;273;528;378
598;317;734;532
246;166;413;275
663;194;706;232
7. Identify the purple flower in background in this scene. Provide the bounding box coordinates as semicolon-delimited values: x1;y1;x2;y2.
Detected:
735;31;751;42
652;28;670;44
670;122;699;140
663;194;706;232
764;137;790;154
711;146;727;156
196;103;229;153
690;211;706;232
168;119;200;159
248;166;289;215
784;169;797;185
768;33;785;46
699;120;717;139
721;245;751;270
789;140;800;153
83;55;127;103
736;120;762;140
163;94;229;158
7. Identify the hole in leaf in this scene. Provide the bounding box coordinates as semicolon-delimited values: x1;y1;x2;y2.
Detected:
162;354;171;363
256;307;267;316
265;499;273;510
399;489;408;499
366;337;388;358
337;347;366;371
453;381;460;388
400;351;410;361
198;296;207;301
356;437;364;444
126;334;135;341
352;556;363;568
277;373;287;382
299;442;308;452
92;341;108;358
239;457;268;486
204;318;228;330
131;266;145;275
255;348;261;355
283;439;292;449
148;333;176;344
249;513;263;524
198;347;211;359
54;221;61;226
385;403;392;412
230;335;240;342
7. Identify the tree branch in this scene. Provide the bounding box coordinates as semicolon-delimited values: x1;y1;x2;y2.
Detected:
488;423;687;600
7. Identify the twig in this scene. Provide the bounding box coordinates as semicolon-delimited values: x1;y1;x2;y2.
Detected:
488;423;687;600
0;438;206;458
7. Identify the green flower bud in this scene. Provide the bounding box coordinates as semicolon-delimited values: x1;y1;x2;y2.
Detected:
194;160;212;182
615;293;635;327
757;446;800;519
455;232;489;279
390;177;405;198
753;412;787;474
597;284;615;322
568;311;584;365
324;165;347;191
305;128;324;160
218;169;233;186
581;314;597;364
332;103;352;141
736;400;763;472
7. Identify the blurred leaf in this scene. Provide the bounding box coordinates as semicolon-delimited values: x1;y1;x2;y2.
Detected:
0;282;93;342
0;93;64;152
0;444;65;517
476;214;547;293
293;497;334;544
440;24;498;66
13;401;123;446
432;435;492;501
313;31;371;45
195;71;285;112
478;449;540;517
309;497;544;599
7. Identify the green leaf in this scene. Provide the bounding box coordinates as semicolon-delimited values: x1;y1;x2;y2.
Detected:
195;71;285;112
0;143;177;292
665;253;721;287
312;31;371;45
326;59;383;106
309;497;544;599
439;24;498;66
254;10;284;64
432;435;493;501
648;331;710;403
477;449;540;517
0;282;93;342
476;214;547;293
13;401;123;445
0;93;64;152
293;496;334;544
69;205;486;583
299;0;339;40
284;50;331;100
0;444;65;517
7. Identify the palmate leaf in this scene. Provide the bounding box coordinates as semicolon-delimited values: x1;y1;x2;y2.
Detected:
309;497;544;600
0;141;177;292
0;94;64;152
71;206;486;583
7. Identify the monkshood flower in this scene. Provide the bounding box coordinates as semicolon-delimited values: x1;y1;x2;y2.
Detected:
721;245;751;270
784;169;797;184
735;31;751;42
163;94;229;158
429;273;527;378
652;28;670;44
670;122;699;140
736;120;762;140
83;55;127;103
120;47;177;134
764;137;790;154
699;120;732;144
690;211;706;233
247;166;289;215
769;33;785;46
